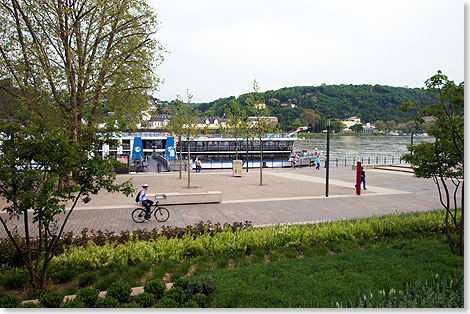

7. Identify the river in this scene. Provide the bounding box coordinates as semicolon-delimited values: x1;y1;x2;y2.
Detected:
293;135;433;165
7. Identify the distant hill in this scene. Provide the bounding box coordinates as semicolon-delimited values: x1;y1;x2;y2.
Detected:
196;84;438;131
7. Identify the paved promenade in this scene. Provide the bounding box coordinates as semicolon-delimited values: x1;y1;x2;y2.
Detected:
0;166;446;238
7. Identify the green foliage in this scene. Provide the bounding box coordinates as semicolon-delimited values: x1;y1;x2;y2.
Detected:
76;287;100;307
402;71;464;256
190;293;209;307
133;292;156;307
144;279;166;298
39;291;64;308
0;268;29;290
0;294;21;308
196;237;462;307
0;122;133;290
61;298;86;308
50;211;447;271
153;296;179;308
94;296;120;308
106;281;131;304
95;273;119;291
334;272;463;308
54;269;76;283
19;301;42;308
164;286;187;304
78;271;98;287
197;84;438;131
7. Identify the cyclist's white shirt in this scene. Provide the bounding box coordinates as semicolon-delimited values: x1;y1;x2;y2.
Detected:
139;189;147;202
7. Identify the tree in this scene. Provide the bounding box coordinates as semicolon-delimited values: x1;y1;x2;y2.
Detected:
168;90;200;188
330;121;346;133
0;0;164;139
350;124;363;133
224;101;248;160
302;109;320;131
402;71;464;256
247;80;275;186
291;119;302;131
385;120;396;132
0;121;132;290
374;120;386;132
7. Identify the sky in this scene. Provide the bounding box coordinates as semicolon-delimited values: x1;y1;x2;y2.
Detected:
148;0;464;103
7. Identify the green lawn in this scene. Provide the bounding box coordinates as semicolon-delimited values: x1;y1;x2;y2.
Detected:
187;237;463;307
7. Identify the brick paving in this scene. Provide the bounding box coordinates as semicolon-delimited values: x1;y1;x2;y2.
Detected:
0;166;448;238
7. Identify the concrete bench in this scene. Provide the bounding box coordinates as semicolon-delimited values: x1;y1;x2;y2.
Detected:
149;191;222;205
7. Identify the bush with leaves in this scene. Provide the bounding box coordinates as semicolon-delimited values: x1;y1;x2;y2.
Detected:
61;298;86;308
106;281;131;304
94;296;120;308
152;297;179;308
133;292;156;307
144;279;166;298
39;291;64;308
0;268;29;290
164;286;187;305
0;294;21;308
76;287;100;307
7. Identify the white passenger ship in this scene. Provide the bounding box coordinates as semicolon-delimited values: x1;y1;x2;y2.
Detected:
98;132;297;172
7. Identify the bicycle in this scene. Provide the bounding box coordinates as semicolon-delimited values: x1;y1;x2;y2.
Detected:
132;199;170;223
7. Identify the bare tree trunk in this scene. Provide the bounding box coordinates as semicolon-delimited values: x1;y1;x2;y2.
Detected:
179;136;182;180
260;140;263;186
187;144;191;188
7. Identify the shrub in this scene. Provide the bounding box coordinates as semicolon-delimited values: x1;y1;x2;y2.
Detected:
76;287;100;307
187;276;216;297
94;296;120;308
78;271;98;286
191;293;209;308
182;299;199;308
133;292;156;307
54;268;76;283
106;281;131;304
19;302;42;308
1;268;29;290
61;298;86;308
164;286;187;304
120;302;142;308
144;279;166;298
152;296;179;308
39;291;64;308
0;294;21;308
95;273;119;291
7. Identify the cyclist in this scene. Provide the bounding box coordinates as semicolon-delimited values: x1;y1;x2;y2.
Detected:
139;184;154;220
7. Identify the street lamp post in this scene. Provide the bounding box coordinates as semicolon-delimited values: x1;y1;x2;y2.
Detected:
326;115;330;197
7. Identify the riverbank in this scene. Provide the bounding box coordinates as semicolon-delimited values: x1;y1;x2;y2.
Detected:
295;132;386;138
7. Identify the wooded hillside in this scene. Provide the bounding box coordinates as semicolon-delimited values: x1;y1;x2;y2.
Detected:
196;84;439;131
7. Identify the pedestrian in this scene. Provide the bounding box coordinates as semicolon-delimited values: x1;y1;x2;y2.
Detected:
197;158;202;172
316;155;320;170
324;154;328;168
355;166;367;190
292;155;297;169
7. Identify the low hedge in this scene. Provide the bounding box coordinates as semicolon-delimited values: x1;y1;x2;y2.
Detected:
49;210;449;271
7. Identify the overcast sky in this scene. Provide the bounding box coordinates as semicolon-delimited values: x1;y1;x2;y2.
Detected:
148;0;464;103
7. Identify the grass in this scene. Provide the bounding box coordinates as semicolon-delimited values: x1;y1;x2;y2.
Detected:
187;236;463;307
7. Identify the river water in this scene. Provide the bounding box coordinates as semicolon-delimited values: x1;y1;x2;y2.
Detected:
293;135;433;165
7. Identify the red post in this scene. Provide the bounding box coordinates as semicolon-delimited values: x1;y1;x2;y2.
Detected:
356;161;361;195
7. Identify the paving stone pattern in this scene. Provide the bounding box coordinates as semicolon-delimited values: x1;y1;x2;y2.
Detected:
0;166;448;238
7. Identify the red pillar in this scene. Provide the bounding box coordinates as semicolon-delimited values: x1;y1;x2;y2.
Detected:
356;161;361;195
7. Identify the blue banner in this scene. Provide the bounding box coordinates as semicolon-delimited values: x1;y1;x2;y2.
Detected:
165;136;176;160
131;137;144;160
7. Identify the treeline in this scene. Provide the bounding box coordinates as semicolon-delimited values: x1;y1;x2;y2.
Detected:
196;84;438;132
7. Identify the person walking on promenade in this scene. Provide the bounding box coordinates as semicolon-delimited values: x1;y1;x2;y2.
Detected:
292;155;297;169
355;167;367;190
316;155;320;170
324;154;328;168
